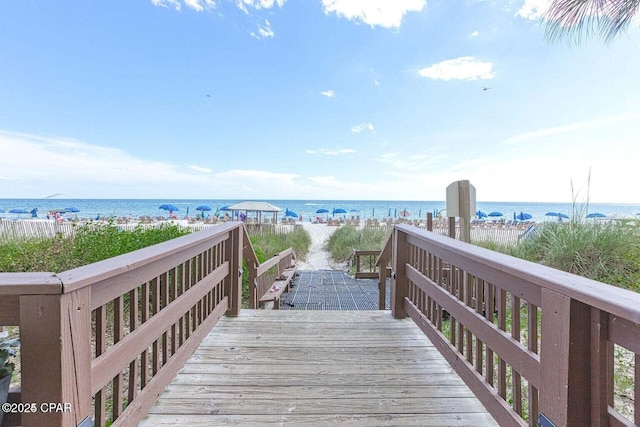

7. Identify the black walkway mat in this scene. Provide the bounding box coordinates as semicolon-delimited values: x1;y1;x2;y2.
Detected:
279;270;391;310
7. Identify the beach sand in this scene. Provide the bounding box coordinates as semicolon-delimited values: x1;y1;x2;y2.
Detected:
296;222;346;270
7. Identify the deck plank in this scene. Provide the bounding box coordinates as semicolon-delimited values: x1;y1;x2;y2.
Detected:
142;310;497;426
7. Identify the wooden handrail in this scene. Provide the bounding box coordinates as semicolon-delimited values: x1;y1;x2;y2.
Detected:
389;223;640;426
249;248;296;309
0;221;247;427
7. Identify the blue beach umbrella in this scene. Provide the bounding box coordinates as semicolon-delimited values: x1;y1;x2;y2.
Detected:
545;212;559;217
515;212;532;221
196;205;212;219
9;209;28;214
285;208;298;218
315;208;329;214
558;213;569;219
476;210;487;218
488;211;503;217
350;209;360;213
333;208;347;215
159;204;179;217
586;212;606;219
64;207;80;213
159;204;178;211
0;209;4;213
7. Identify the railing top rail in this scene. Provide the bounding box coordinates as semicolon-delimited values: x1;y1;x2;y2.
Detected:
56;221;243;294
375;233;393;267
395;223;640;323
0;272;62;295
352;249;381;255
257;248;294;275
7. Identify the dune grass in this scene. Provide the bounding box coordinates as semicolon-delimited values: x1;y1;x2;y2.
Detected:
502;218;640;293
325;225;390;263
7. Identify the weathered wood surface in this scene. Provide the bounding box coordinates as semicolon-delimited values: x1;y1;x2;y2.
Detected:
142;310;497;426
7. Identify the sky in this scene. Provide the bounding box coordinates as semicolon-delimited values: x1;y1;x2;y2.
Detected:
1;0;639;203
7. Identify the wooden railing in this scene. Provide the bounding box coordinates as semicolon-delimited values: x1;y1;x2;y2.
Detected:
245;246;296;309
351;250;380;279
379;223;640;427
0;222;248;427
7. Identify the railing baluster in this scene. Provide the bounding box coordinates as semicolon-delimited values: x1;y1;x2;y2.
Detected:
171;267;178;356
161;272;169;366
112;296;124;419
527;302;539;425
475;278;484;375
128;287;139;405
485;282;495;387
141;282;150;388
151;277;160;375
497;289;507;399
465;272;473;364
511;295;522;415
95;305;107;427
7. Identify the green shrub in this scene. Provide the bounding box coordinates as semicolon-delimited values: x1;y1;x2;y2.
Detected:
72;222;190;265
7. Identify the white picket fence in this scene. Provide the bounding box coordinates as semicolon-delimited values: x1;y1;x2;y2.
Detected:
362;223;529;245
0;220;295;243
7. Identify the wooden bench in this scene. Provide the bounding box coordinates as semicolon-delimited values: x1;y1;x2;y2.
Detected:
259;266;297;309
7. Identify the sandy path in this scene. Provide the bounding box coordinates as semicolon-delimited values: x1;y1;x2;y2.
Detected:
296;223;343;270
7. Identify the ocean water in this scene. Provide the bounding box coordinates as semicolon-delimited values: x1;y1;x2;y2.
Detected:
1;198;639;223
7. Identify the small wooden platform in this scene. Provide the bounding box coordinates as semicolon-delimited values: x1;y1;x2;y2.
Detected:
142;310;497;426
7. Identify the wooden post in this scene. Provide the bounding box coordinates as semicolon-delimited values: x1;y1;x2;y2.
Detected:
248;261;258;309
391;228;409;319
225;225;242;316
458;180;471;243
426;212;433;232
448;217;456;239
20;288;92;427
539;289;591;426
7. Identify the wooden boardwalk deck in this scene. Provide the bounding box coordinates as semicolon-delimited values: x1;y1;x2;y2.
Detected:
142;310;497;426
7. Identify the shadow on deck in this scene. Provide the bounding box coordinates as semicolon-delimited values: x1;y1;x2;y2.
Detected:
142;310;498;426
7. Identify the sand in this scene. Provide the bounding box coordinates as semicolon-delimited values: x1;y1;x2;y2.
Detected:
296;222;345;270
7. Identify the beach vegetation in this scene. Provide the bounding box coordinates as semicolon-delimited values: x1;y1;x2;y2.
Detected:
499;218;640;293
241;227;311;304
248;227;311;262
325;226;390;263
545;0;640;44
0;221;190;273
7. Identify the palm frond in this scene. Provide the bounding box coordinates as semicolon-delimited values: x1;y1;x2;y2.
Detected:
544;0;640;44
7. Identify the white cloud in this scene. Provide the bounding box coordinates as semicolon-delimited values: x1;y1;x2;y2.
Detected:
351;122;375;133
374;79;380;86
235;0;286;13
516;0;551;21
2;129;638;203
151;0;182;10
306;148;357;155
504;114;640;146
189;165;213;173
418;56;495;81
150;0;216;12
322;0;426;29
251;19;275;38
470;30;479;37
320;90;335;98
